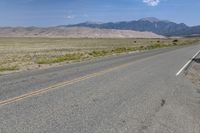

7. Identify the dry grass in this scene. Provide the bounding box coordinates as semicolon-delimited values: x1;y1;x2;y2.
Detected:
0;37;199;73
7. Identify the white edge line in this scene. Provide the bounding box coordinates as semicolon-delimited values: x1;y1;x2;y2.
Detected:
176;50;200;76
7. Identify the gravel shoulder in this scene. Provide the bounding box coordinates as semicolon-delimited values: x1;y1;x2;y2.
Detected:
186;56;200;87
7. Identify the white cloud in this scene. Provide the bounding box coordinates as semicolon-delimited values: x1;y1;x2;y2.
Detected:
143;0;160;6
65;15;75;19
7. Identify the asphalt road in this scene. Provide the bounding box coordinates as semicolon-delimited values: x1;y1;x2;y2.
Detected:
0;44;200;133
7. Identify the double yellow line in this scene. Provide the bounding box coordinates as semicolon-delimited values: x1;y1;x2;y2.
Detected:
0;61;135;107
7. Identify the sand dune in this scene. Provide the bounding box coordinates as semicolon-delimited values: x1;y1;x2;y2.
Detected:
0;27;164;38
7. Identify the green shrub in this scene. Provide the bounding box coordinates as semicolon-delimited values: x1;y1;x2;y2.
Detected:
89;50;109;57
36;53;83;64
172;39;178;43
0;65;18;72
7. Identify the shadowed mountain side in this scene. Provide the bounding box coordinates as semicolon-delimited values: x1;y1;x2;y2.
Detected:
0;27;164;38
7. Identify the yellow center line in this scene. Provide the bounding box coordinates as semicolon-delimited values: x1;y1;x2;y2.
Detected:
0;60;136;107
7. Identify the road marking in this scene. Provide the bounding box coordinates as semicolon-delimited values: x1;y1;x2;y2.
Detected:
0;60;136;107
176;49;200;76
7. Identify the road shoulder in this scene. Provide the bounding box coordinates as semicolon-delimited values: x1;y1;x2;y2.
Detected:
185;56;200;87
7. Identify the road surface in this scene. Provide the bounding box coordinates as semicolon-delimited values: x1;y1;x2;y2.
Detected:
0;44;200;133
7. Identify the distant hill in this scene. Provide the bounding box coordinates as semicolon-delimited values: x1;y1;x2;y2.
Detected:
66;17;200;37
0;27;164;38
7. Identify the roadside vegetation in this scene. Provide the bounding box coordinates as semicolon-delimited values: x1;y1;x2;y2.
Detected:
0;37;199;73
0;65;17;72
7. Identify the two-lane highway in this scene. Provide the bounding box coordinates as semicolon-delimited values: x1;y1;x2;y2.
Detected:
0;44;200;133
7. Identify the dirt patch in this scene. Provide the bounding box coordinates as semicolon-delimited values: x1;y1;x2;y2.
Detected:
186;58;200;87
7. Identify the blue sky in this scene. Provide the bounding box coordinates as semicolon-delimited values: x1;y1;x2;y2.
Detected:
0;0;199;27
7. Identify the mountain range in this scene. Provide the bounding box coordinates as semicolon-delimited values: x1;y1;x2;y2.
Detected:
0;17;199;37
66;17;200;37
